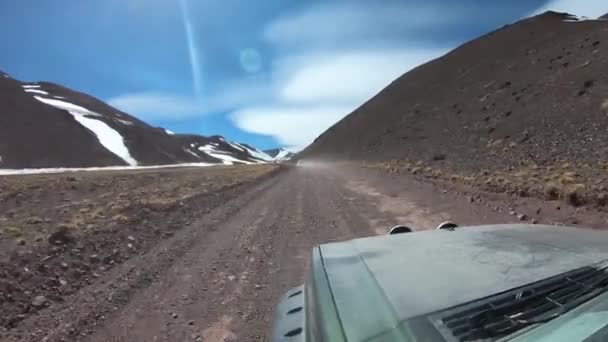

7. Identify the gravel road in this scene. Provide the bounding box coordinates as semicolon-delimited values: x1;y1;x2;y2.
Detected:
9;162;596;342
85;163;402;342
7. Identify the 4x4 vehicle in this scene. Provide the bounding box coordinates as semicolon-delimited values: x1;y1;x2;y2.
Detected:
272;224;608;341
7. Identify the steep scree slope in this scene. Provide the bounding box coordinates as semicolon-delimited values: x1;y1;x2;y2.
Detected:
300;12;608;173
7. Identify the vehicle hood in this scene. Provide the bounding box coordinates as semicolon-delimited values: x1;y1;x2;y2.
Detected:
318;224;608;341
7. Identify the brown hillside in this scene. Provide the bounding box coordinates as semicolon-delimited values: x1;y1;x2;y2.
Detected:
0;74;271;168
300;11;608;205
301;11;608;170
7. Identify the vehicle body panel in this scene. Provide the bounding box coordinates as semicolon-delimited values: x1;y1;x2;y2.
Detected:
273;224;608;341
271;285;306;342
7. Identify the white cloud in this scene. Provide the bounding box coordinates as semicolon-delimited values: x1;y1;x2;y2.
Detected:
206;76;276;109
231;105;357;150
108;1;452;147
108;92;203;122
223;1;460;148
107;76;275;123
278;49;446;104
263;2;480;50
532;0;608;17
262;1;536;52
230;47;446;148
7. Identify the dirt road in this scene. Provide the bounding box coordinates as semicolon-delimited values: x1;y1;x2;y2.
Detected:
7;162;598;341
85;163;409;342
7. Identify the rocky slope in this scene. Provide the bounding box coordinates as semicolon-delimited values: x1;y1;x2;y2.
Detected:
0;72;271;168
299;11;608;205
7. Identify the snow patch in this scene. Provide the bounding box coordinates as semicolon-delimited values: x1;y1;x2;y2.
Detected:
274;149;292;161
183;148;201;159
0;163;216;176
24;89;49;95
563;14;599;22
22;84;40;89
33;96;138;166
33;96;101;117
164;129;175;135
226;140;246;152
71;114;138;166
238;143;273;162
198;144;254;165
117;119;134;126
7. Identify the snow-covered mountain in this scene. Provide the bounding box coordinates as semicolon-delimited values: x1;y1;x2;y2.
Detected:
264;148;294;162
0;71;272;168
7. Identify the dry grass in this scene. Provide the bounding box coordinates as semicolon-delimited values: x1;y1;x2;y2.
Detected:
2;226;22;237
0;164;278;247
371;159;607;208
138;198;181;212
112;214;131;224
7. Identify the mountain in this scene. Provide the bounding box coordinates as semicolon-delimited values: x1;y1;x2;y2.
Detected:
299;11;608;173
0;71;272;168
264;148;294;162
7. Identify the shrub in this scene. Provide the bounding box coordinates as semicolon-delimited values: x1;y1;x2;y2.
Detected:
431;153;446;161
544;183;560;200
565;184;586;206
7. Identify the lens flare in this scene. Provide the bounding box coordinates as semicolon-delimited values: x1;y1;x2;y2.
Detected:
239;48;262;73
178;0;203;98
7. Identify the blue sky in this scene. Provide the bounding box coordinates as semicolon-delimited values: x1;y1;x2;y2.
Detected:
1;0;606;150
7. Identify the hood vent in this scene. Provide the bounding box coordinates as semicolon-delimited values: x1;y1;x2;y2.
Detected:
433;263;608;341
